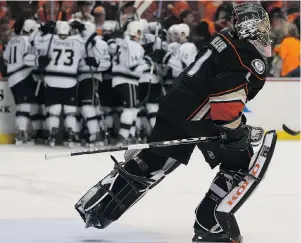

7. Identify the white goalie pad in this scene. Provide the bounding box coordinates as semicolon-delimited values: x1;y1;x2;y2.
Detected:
216;130;277;214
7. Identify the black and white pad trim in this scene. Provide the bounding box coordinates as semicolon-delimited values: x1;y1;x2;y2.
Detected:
216;130;277;214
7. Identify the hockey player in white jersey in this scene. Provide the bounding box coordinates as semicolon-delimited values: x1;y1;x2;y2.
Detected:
162;24;180;90
112;21;145;144
34;21;86;147
162;24;197;90
76;21;111;147
3;19;39;145
137;19;163;139
176;24;197;68
100;20;123;143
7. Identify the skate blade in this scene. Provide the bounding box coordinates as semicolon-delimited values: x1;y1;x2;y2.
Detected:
49;141;55;147
68;142;80;148
26;141;35;146
15;140;23;146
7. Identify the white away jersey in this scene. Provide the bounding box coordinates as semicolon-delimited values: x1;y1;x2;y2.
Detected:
78;35;111;82
34;33;85;88
3;35;34;87
112;38;145;87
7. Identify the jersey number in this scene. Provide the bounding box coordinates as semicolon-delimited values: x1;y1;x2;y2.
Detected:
8;46;17;64
53;49;74;66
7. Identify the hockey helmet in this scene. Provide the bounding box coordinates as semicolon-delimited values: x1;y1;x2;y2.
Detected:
81;21;96;39
56;21;70;37
139;19;149;33
231;3;272;57
126;21;143;39
23;19;37;33
148;21;161;34
175;23;190;42
167;24;178;42
102;20;118;32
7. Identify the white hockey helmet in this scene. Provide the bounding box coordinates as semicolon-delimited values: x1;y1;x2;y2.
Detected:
148;21;161;34
167;24;179;43
23;19;37;33
175;23;190;39
126;21;143;39
56;21;70;36
102;20;118;33
82;21;96;39
139;19;149;33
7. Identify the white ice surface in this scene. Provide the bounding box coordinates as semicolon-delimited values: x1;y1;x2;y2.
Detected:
0;142;299;243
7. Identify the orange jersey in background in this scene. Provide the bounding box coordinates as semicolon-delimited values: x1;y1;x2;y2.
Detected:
287;12;300;23
274;37;300;76
170;1;190;18
37;0;74;22
198;1;222;21
265;1;283;13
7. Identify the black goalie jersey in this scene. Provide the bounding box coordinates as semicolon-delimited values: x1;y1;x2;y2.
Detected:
157;29;266;128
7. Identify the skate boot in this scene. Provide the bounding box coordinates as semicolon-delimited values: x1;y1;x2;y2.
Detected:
134;130;143;143
192;227;243;243
15;130;30;145
128;134;138;144
48;127;59;147
33;130;47;145
66;127;80;148
116;134;130;146
85;132;105;148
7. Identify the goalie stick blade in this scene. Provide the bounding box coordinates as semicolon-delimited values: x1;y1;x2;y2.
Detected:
282;124;300;136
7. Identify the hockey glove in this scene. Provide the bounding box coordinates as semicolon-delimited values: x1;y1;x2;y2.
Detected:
218;124;264;151
84;57;99;68
39;21;56;35
151;49;166;63
218;124;251;150
38;55;51;69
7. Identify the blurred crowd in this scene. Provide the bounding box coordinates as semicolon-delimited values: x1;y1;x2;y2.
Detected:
0;1;300;79
0;1;300;147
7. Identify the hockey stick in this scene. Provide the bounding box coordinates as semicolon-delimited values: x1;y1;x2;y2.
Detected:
135;1;153;20
45;135;222;160
282;124;300;136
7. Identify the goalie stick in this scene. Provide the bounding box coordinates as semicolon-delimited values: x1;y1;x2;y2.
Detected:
282;124;300;136
45;135;223;160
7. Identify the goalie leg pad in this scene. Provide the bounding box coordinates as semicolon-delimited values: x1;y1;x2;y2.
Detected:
215;130;277;241
75;150;180;229
194;131;277;242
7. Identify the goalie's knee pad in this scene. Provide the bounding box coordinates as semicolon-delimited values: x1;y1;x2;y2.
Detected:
195;131;277;241
75;150;180;229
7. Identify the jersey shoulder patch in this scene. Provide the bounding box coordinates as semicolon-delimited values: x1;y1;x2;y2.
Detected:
251;59;265;75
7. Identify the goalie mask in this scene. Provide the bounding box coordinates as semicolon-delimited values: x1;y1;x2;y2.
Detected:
232;3;272;57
